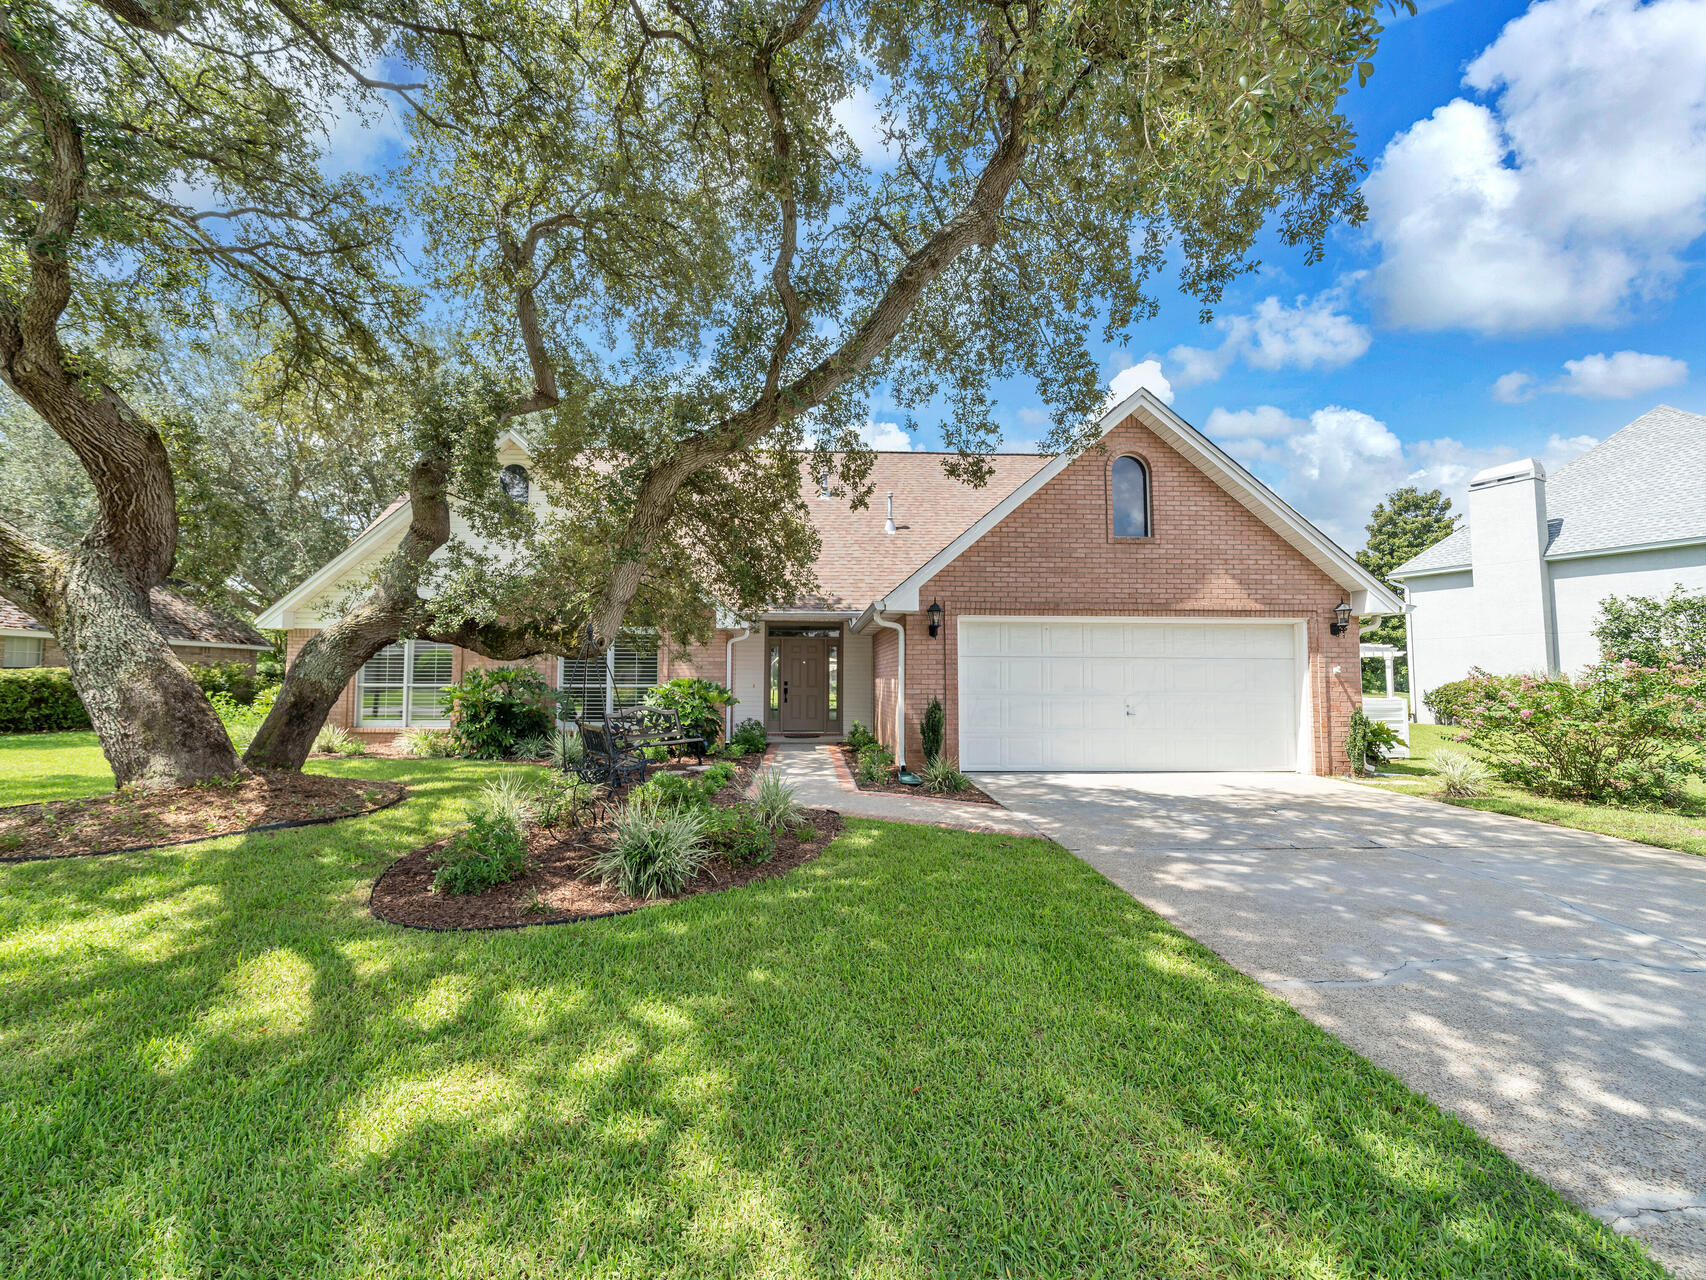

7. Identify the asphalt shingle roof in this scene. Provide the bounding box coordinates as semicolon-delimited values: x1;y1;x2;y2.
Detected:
790;453;1051;611
0;589;269;648
1394;405;1706;577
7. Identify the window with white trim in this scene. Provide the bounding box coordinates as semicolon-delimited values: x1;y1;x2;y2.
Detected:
556;636;659;720
356;640;454;727
2;636;44;668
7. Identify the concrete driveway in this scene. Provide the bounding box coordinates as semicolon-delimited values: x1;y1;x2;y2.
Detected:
974;771;1706;1279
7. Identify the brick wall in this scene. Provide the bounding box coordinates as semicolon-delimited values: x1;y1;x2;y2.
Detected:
905;413;1363;775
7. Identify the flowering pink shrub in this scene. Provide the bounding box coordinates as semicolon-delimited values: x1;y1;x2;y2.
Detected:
1454;663;1706;805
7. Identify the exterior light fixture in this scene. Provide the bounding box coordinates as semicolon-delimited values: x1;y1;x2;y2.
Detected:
927;599;943;637
1330;600;1353;636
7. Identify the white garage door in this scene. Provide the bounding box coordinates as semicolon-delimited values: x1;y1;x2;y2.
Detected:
958;619;1301;772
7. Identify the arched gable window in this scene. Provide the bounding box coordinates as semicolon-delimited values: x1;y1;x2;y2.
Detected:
499;463;531;503
1111;455;1150;538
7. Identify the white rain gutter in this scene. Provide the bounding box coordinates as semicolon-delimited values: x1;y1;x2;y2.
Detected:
724;623;752;740
871;611;907;768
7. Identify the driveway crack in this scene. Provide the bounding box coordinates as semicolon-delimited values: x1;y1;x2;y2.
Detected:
1590;1194;1706;1231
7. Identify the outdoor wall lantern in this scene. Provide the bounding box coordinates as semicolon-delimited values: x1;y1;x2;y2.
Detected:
927;599;944;638
1329;600;1353;636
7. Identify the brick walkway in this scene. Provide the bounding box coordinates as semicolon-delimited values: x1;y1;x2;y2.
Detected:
752;743;1039;836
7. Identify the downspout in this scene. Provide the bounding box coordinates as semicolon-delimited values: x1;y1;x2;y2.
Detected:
872;612;907;769
724;623;752;741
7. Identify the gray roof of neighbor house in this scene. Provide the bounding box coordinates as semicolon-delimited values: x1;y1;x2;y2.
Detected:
792;453;1052;611
1394;405;1706;577
0;589;270;648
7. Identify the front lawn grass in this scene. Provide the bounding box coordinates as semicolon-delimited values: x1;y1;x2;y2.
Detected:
0;729;114;805
1366;723;1706;857
0;746;1661;1278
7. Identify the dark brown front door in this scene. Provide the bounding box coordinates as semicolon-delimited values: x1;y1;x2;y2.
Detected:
779;637;829;733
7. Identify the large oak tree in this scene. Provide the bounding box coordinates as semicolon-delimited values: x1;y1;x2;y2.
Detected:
0;0;416;787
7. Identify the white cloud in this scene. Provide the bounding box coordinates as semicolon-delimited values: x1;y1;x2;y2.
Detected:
1492;350;1687;402
1203;405;1302;439
1106;356;1174;405
1206;403;1599;546
1015;406;1050;428
1364;0;1706;333
1557;350;1688;398
1491;372;1537;404
860;419;913;451
1167;288;1370;388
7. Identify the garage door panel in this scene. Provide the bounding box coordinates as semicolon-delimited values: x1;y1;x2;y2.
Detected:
958;619;1298;772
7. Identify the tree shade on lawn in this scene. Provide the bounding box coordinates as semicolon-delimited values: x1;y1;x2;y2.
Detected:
0;754;1662;1278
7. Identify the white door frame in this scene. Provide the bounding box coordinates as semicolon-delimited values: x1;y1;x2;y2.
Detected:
954;615;1312;773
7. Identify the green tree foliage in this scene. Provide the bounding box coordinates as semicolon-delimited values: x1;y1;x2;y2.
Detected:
1593;586;1706;668
1356;486;1458;672
407;0;1413;652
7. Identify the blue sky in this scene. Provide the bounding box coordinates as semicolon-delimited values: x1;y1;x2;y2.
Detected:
895;0;1706;545
330;0;1706;549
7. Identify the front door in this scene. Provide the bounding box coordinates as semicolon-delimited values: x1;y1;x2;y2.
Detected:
779;637;829;733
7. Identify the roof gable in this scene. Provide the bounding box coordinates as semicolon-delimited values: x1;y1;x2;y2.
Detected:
860;389;1403;618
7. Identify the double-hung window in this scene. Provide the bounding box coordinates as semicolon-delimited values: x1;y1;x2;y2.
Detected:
2;636;44;668
557;635;659;721
356;640;454;727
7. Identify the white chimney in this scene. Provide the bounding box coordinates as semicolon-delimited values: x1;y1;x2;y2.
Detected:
884;491;897;535
1467;458;1557;672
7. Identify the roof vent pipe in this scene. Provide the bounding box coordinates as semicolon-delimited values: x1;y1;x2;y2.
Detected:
884;492;896;535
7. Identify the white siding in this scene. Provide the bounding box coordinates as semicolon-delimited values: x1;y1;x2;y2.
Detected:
1550;546;1706;674
841;629;874;735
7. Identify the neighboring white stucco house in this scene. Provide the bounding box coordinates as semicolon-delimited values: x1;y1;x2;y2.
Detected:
1393;405;1706;722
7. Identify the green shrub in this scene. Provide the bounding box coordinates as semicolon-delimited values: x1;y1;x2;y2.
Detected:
634;770;715;810
752;770;804;832
1594;585;1706;668
594;797;708;898
550;727;584;770
313;724;366;756
728;717;768;756
921;754;971;795
702;803;774;864
188;660;266;707
479;771;540;827
398;727;456;758
855;742;893;788
921;697;945;764
431;812;530;895
1432;749;1493;798
703;760;736;791
1454;663;1706;804
1423;678;1478;726
644;677;735;744
0;668;91;732
444;666;555;759
513;733;554;760
846;720;877;752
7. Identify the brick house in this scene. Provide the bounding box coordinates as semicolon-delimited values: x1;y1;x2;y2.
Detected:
1;589;270;671
256;388;1401;774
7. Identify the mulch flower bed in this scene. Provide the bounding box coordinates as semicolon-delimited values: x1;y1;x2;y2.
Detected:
369;807;841;931
0;771;406;861
836;745;999;805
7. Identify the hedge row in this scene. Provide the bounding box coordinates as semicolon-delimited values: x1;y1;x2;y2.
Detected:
0;668;93;733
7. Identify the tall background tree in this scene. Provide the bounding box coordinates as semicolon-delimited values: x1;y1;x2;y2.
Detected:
1356;485;1457;689
0;0;413;787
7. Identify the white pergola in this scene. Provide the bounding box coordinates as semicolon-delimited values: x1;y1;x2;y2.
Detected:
1360;643;1406;697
